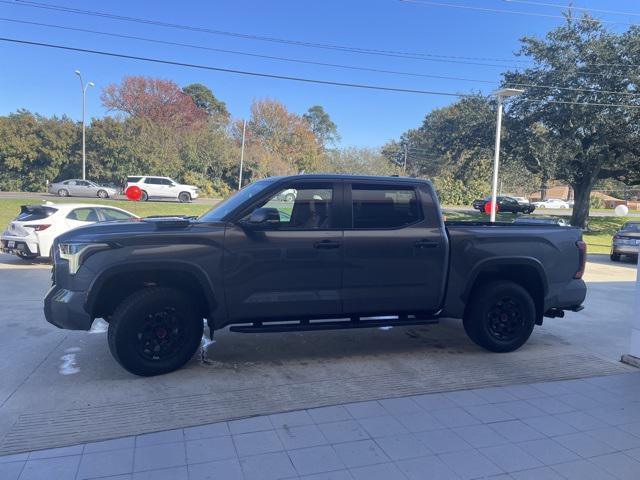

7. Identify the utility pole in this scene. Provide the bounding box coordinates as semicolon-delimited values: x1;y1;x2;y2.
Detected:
75;70;94;181
403;144;408;174
238;119;246;190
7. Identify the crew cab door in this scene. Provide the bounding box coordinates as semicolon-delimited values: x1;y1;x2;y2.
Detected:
223;181;343;320
342;181;448;315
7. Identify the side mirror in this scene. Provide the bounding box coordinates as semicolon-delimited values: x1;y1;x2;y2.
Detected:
246;207;281;229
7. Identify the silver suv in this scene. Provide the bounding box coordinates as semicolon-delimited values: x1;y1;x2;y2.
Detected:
126;176;199;202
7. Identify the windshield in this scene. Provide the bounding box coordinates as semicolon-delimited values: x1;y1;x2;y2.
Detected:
199;179;274;221
622;223;640;232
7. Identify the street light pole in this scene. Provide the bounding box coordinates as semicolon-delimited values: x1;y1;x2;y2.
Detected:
75;70;94;181
490;88;524;222
238;119;247;190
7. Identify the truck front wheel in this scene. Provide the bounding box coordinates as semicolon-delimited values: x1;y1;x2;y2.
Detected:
463;280;535;353
107;287;204;376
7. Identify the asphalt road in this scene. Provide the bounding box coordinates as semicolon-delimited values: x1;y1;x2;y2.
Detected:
0;252;636;453
0;191;219;205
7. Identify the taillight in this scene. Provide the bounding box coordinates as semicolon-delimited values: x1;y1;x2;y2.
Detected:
25;224;51;231
575;240;587;279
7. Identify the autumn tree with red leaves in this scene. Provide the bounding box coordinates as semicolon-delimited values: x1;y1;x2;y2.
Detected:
101;76;207;129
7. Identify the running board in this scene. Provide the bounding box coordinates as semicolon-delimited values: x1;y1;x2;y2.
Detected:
229;316;439;333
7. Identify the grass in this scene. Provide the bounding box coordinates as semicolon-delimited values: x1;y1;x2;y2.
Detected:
1;197;626;255
444;208;630;254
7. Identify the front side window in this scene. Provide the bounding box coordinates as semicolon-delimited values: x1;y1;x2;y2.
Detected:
255;183;334;230
351;184;421;229
199;179;274;222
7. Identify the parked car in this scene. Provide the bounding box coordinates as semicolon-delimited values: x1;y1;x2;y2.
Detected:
125;176;199;202
49;179;119;199
274;189;297;202
1;202;138;260
45;175;587;376
511;196;530;205
472;196;535;214
513;216;570;227
611;221;640;261
532;198;570;209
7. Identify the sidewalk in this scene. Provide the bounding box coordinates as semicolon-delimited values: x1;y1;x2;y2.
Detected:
1;372;640;480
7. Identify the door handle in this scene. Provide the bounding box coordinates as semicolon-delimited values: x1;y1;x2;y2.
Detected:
414;239;439;249
314;240;341;249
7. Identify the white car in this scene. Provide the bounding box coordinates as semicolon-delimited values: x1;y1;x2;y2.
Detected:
126;176;199;202
1;202;138;260
532;198;570;209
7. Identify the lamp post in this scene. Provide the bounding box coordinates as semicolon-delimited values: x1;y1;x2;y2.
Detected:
489;88;524;222
75;70;94;181
239;119;246;190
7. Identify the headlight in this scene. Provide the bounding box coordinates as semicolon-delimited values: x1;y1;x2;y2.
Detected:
59;242;110;274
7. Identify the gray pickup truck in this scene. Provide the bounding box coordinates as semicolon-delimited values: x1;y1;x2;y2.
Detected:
45;175;587;376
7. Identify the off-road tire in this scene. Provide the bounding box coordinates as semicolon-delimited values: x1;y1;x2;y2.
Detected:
107;287;203;376
463;280;536;353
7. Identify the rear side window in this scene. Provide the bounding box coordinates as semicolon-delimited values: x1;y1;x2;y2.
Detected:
351;184;422;229
100;208;134;221
16;206;57;221
67;208;99;222
127;177;142;183
144;178;161;185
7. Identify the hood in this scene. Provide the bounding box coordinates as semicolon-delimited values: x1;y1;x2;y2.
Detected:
57;217;224;244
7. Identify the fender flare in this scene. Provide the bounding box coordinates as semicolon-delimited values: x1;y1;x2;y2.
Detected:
461;256;548;303
85;260;219;317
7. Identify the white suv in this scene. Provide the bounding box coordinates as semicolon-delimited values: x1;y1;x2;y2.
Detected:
126;176;199;202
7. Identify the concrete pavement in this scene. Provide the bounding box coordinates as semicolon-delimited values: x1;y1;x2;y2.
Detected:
1;372;640;479
0;253;637;457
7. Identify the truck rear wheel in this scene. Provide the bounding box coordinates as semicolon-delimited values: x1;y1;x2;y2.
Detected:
107;287;203;376
463;280;535;353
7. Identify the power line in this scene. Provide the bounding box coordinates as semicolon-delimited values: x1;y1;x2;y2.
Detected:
503;0;640;18
4;1;636;75
0;17;504;83
3;17;639;97
0;37;468;97
4;0;529;66
400;0;632;25
3;36;640;109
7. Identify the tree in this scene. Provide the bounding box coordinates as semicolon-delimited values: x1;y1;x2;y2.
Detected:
182;83;229;120
303;105;340;147
0;110;79;191
101;76;206;129
384;96;497;183
503;14;640;227
323;147;399;176
237;99;323;181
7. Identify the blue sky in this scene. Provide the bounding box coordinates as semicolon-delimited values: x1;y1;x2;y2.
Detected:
0;0;632;147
